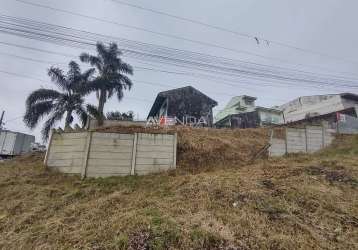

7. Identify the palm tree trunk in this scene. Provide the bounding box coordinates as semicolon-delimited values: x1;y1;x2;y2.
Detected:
97;89;106;126
64;110;72;129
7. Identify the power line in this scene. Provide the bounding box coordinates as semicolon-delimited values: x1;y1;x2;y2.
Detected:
0;48;290;103
1;40;356;94
0;69;153;103
0;69;51;84
108;0;358;65
0;51;66;65
2;13;358;82
1;18;357;90
0;67;292;111
12;0;358;70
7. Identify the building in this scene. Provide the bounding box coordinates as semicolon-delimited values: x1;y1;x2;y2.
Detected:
279;93;358;125
0;130;35;157
147;86;218;126
215;95;284;128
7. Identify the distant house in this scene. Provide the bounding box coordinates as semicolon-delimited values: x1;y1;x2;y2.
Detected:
215;95;284;128
147;86;218;126
279;93;358;125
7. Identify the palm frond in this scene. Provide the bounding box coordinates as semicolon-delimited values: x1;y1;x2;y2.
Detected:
48;67;69;91
116;88;124;102
24;101;54;129
96;42;108;59
83;68;96;81
119;74;133;90
41;109;64;141
119;62;133;75
86;104;101;120
80;53;102;72
25;89;61;107
67;61;81;82
75;107;89;127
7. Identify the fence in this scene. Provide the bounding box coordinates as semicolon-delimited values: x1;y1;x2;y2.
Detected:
45;131;177;178
269;126;335;157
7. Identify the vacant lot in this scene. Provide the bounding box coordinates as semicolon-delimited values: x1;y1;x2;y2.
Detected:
0;134;357;249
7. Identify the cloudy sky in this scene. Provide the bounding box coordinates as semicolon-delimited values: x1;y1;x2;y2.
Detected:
1;0;358;141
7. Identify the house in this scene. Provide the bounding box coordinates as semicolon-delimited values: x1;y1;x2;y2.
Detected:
214;95;284;128
279;93;358;125
147;86;218;126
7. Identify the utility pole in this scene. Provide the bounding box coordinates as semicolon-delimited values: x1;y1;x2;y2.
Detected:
0;111;4;131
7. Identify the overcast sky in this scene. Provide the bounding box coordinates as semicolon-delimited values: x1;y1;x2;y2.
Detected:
1;0;358;141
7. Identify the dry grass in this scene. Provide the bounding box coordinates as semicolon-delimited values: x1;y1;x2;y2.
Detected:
0;134;357;249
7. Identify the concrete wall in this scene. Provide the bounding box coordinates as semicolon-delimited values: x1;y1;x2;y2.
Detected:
269;126;334;157
45;131;177;178
46;132;87;174
86;133;134;178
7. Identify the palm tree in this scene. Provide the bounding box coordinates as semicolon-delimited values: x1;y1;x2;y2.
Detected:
24;61;94;141
80;42;133;126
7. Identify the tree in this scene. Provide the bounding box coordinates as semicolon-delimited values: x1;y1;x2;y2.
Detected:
106;111;134;121
80;42;133;126
24;61;94;141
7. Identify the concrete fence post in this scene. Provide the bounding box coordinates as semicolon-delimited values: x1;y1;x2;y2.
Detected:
130;133;138;176
81;131;93;179
284;128;288;155
304;126;308;153
321;126;325;149
173;133;177;169
44;129;55;167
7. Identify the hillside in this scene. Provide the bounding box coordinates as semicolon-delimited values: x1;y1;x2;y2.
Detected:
0;133;357;249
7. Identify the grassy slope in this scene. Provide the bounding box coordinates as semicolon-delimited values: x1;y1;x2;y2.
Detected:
0;136;357;250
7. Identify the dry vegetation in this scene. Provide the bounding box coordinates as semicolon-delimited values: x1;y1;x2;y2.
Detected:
0;132;357;250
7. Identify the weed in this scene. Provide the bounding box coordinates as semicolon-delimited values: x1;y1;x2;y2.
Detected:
112;233;129;250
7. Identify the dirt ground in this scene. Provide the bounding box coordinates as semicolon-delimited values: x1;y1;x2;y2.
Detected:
0;133;357;249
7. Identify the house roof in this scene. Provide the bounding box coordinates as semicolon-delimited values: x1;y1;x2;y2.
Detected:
280;93;358;109
147;86;218;118
340;93;358;102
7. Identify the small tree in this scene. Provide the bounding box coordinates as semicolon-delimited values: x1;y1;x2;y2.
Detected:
24;61;94;140
106;111;134;121
80;42;133;126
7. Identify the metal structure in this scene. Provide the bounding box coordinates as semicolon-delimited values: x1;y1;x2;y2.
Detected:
0;130;35;156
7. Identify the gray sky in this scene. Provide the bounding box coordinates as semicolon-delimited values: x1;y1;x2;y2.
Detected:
1;0;358;141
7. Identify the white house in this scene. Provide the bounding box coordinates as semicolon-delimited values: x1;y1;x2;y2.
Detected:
279;93;358;123
215;95;284;128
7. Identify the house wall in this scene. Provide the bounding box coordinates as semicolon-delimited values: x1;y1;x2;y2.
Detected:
281;95;358;123
219;111;260;129
259;110;284;125
166;90;215;126
338;114;358;134
45;131;177;178
214;96;256;123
